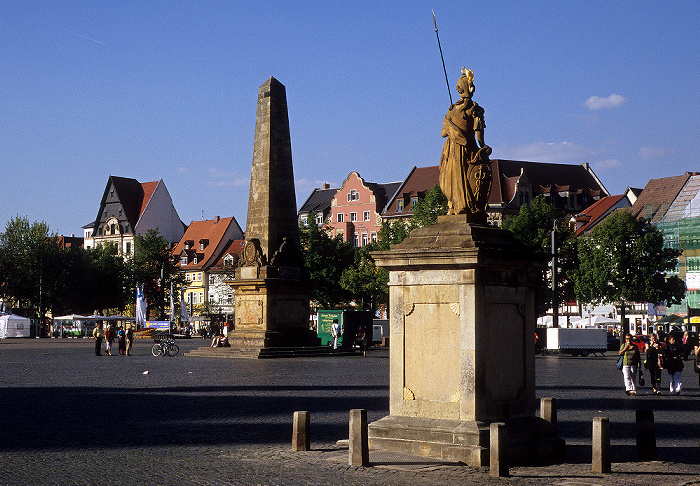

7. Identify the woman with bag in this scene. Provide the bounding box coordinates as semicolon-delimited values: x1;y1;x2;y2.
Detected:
663;334;684;395
644;333;663;395
619;333;640;396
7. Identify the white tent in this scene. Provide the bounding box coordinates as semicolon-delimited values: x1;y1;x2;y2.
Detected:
0;314;31;338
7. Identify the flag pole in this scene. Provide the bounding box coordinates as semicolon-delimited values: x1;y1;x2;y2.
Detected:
433;10;452;105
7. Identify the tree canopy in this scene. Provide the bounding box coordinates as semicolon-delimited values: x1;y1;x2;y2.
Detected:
502;195;577;315
299;212;356;309
572;210;685;333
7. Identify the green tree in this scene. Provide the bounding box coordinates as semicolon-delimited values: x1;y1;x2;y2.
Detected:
502;195;578;316
132;229;180;320
340;245;388;312
78;244;132;314
572;210;685;334
410;184;448;228
376;185;448;250
299;212;356;309
0;216;59;331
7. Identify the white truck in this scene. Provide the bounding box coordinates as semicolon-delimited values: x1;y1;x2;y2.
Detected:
546;328;608;356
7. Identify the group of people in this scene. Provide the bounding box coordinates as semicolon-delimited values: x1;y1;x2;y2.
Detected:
619;332;699;396
92;322;134;356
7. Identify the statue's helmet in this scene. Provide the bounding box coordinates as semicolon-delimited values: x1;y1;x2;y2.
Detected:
456;67;475;98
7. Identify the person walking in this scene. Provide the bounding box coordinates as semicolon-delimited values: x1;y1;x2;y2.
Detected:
125;324;134;356
644;333;663;395
331;319;341;350
663;334;684;395
619;333;640;396
92;322;104;356
117;326;126;355
682;331;690;360
104;324;113;356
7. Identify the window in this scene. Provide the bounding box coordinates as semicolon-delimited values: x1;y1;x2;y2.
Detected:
200;242;205;251
361;233;368;246
347;190;358;201
337;213;344;223
353;234;359;247
370;232;377;243
193;255;198;265
197;273;202;282
316;214;324;225
411;198;418;210
181;256;188;266
185;273;191;281
363;210;370;221
397;199;404;212
199;292;204;304
350;212;357;222
125;242;131;255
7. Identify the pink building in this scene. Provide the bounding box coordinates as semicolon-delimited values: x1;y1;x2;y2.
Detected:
328;172;401;247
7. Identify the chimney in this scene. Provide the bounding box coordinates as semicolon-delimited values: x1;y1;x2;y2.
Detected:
215;216;220;223
323;183;330;190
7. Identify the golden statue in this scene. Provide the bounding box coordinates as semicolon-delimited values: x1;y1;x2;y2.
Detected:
439;68;492;223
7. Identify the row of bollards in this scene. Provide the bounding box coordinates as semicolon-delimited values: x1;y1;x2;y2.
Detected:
292;400;658;477
291;409;369;466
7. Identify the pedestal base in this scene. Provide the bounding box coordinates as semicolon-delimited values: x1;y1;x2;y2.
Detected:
368;415;564;467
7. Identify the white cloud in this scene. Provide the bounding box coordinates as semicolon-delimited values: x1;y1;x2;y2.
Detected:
495;141;600;163
592;159;622;170
584;94;627;110
638;146;677;159
205;168;249;188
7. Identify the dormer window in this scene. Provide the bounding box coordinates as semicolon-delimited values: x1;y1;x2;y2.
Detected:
347;190;358;201
193;255;198;265
199;239;209;251
397;199;404;212
181;256;188;265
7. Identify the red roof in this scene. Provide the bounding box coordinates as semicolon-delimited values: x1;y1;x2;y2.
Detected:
138;181;159;220
574;195;626;235
173;217;237;270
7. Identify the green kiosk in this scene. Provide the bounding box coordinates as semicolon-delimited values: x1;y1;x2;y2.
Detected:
317;310;373;348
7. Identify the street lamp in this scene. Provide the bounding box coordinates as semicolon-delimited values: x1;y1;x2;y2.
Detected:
551;213;587;328
551;218;567;329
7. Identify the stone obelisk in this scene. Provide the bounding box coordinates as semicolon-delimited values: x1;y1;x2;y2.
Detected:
245;77;301;263
228;77;314;355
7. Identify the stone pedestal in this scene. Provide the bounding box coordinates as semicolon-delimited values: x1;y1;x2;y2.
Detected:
368;216;563;466
228;266;315;354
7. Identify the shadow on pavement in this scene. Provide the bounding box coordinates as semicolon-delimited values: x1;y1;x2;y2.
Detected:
0;385;387;451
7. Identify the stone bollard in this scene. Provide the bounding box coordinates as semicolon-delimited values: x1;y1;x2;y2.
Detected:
292;411;310;451
348;409;369;466
490;422;509;478
540;397;557;424
636;409;657;461
592;417;611;473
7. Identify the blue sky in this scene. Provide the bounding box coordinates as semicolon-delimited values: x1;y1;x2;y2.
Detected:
1;1;699;236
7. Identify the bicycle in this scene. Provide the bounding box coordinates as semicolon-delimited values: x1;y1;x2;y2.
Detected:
152;334;179;357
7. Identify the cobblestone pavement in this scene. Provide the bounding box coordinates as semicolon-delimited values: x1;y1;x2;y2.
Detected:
0;339;699;485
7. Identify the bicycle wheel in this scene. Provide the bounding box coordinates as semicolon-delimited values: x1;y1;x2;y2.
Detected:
166;343;179;357
151;343;163;357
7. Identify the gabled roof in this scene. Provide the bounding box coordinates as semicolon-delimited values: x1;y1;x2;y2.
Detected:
208;239;246;272
490;160;609;204
366;181;402;212
383;166;441;217
173;217;240;271
298;187;338;215
92;176;159;231
660;175;700;222
630;173;699;222
574;194;627;235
